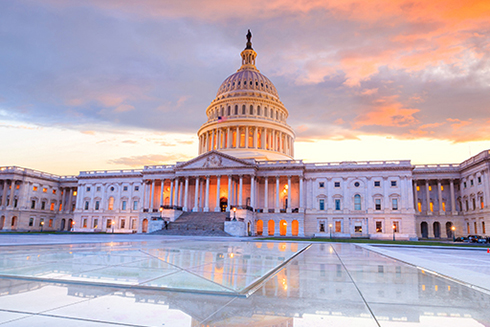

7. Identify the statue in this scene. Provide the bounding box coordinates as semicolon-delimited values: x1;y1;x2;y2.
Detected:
245;29;253;50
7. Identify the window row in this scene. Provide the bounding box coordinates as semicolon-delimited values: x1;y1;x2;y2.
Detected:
318;180;398;188
85;185;140;192
29;199;74;212
463;176;483;188
317;220;400;234
28;217;54;228
83;198;139;211
81;217;138;230
318;197;399;211
209;105;285;122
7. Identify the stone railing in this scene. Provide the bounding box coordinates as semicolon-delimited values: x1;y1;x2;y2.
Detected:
79;169;142;177
306;160;411;169
0;166;76;181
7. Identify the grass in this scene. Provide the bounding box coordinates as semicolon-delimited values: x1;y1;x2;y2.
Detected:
256;237;490;247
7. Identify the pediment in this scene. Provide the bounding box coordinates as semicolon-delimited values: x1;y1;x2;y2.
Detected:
177;151;256;170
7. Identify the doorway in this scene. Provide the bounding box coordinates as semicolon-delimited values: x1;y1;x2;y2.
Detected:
60;219;66;231
142;219;148;233
421;222;428;238
433;221;441;238
220;197;228;212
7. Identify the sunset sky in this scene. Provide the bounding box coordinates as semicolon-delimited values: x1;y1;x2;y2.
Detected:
1;0;490;175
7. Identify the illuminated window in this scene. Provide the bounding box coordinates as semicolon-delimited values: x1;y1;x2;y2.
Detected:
441;185;444;191
428;186;432;191
50;202;55;211
393;221;399;233
319;199;325;210
335;199;341;211
429;202;433;212
48;219;53;227
83;219;87;228
335;221;342;233
93;219;98;229
42;188;47;193
442;202;446;211
59;203;62;211
354;195;361;210
108;197;114;210
416;185;420;191
376;221;382;233
392;198;398;210
33;186;38;191
481;197;484;209
73;191;77;196
52;189;56;194
375;199;381;211
16;184;19;189
240;131;245;147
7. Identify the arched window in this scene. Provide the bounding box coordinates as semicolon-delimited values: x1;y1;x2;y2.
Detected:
270;109;274;118
108;197;114;210
292;220;299;236
227;106;230;116
257;106;261;115
264;107;268;117
220;107;224;116
256;220;263;236
268;220;275;236
234;105;238;115
354;194;361;210
249;105;253;115
242;105;246;115
280;220;287;236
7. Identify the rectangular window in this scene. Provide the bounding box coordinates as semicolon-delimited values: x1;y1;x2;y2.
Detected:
474;222;477;234
471;180;474;186
428;185;432;191
472;198;476;210
441;185;444;191
483;222;486;234
33;186;38;191
334;182;340;188
29;218;34;226
122;201;127;210
334;199;341;211
319;182;325;188
375;199;381;211
52;189;57;194
14;199;17;208
481;197;484;209
41;201;46;210
48;219;53;227
121;219;126;229
393;221;399;233
135;186;139;191
416;185;420;191
95;201;100;210
376;221;382;233
335;221;341;233
133;201;138;210
106;219;112;229
430;202;434;212
319;199;325;210
392;198;398;210
417;201;422;212
478;176;482;184
374;181;381;187
50;203;55;211
59;203;62;211
97;186;101;192
131;219;137;230
467;222;470;233
391;181;397;187
83;219;87;228
442;202;446;211
354;225;362;233
84;201;89;210
42;188;47;193
86;187;91;192
93;219;98;229
465;200;469;211
464;182;467;188
123;186;128;191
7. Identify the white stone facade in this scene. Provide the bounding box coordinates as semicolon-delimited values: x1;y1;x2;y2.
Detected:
1;34;489;239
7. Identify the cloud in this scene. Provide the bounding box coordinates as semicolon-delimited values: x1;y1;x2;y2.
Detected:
122;139;137;144
107;153;193;167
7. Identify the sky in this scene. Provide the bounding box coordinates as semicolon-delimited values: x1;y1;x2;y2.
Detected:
1;0;489;175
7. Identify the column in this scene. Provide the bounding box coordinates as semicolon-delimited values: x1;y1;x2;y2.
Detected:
66;187;73;213
184;177;189;212
299;177;304;212
245;126;249;148
160;179;165;207
238;175;243;207
22;181;31;209
142;181;147;210
437;180;443;214
275;176;280;213
264;177;269;212
253;127;258;149
7;180;15;208
425;180;431;215
2;180;8;207
250;176;255;209
150;180;155;211
173;178;179;206
450;179;457;214
169;179;174;207
235;126;239;148
482;170;490;212
204;176;210;212
413;180;418;211
287;176;292;213
227;175;232;212
211;129;215;150
215;176;221;212
227;127;231;148
193;177;199;212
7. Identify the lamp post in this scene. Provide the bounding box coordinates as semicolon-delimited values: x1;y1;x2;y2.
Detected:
329;223;332;239
451;226;456;242
71;220;75;232
40;221;44;232
233;207;237;221
159;206;164;219
392;224;396;241
111;220;115;234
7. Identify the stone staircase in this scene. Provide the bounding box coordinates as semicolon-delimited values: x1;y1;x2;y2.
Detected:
151;212;231;236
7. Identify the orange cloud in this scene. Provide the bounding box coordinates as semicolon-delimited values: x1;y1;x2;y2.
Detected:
353;100;419;128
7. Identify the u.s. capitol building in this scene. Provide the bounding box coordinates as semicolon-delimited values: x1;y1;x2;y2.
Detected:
1;33;489;240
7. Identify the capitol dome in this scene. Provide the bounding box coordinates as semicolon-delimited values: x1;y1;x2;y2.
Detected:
197;31;295;161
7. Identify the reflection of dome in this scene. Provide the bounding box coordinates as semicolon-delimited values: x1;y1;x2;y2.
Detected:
197;31;295;161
